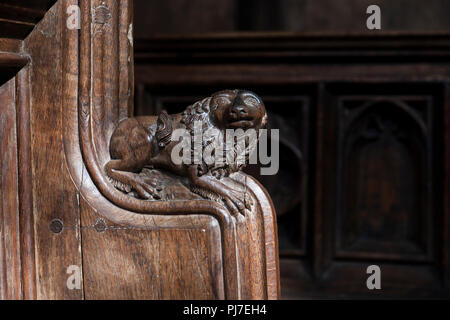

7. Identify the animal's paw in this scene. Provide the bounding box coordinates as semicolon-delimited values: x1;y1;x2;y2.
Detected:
223;191;253;218
130;177;163;200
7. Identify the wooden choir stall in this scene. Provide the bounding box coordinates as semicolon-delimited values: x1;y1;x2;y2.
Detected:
0;0;280;300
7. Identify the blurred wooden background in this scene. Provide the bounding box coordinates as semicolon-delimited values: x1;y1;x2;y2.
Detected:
134;0;450;36
133;0;450;299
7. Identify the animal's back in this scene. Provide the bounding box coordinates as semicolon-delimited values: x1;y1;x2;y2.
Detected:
110;117;156;163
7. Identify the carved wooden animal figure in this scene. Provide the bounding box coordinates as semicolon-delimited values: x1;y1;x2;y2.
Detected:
105;90;268;216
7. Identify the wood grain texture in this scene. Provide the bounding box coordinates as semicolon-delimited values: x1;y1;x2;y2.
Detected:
0;78;22;300
0;40;35;302
0;0;280;300
0;38;22;54
73;0;279;299
81;198;225;300
16;66;36;300
24;1;83;299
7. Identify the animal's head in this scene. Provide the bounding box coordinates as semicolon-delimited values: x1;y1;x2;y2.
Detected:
180;90;268;177
209;90;267;131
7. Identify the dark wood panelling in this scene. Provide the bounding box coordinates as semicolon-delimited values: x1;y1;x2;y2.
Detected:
133;0;235;38
0;0;57;39
269;0;450;33
247;96;310;257
134;0;450;35
315;84;445;297
336;96;433;261
0;51;28;85
134;33;450;299
135;33;450;65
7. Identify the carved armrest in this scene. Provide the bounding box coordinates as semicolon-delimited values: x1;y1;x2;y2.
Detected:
18;0;280;300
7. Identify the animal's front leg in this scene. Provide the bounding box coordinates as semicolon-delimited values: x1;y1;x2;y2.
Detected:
188;167;252;217
105;160;162;200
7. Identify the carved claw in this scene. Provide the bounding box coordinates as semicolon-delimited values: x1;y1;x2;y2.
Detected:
131;177;161;200
244;195;254;209
223;191;252;217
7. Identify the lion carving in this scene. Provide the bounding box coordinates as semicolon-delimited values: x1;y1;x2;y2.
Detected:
105;89;268;216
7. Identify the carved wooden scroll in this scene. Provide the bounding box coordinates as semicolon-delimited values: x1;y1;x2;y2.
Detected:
55;0;280;299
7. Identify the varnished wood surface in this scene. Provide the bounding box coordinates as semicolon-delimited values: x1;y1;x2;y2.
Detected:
0;78;22;300
0;0;280;300
0;38;22;53
24;1;82;299
75;0;279;299
16;66;36;300
81;205;225;300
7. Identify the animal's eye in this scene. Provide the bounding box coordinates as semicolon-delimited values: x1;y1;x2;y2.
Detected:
244;97;258;106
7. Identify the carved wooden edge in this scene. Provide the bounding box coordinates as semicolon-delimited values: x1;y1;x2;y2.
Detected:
16;66;36;300
0;0;280;300
57;0;279;299
0;76;21;299
79;1;240;299
0;52;28;68
63;0;223;299
76;0;237;298
0;50;29;91
243;175;281;300
0;51;35;299
232;173;281;299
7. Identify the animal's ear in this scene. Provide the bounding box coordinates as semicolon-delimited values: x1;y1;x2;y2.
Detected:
261;113;268;128
200;97;212;113
156;110;172;148
208;96;224;124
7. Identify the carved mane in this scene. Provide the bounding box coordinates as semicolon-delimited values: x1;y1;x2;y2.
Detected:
180;96;260;179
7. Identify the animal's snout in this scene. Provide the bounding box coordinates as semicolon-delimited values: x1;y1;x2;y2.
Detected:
230;105;249;119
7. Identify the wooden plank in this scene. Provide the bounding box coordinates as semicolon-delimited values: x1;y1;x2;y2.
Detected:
81;199;224;300
16;66;37;300
0;78;22;300
24;1;83;299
